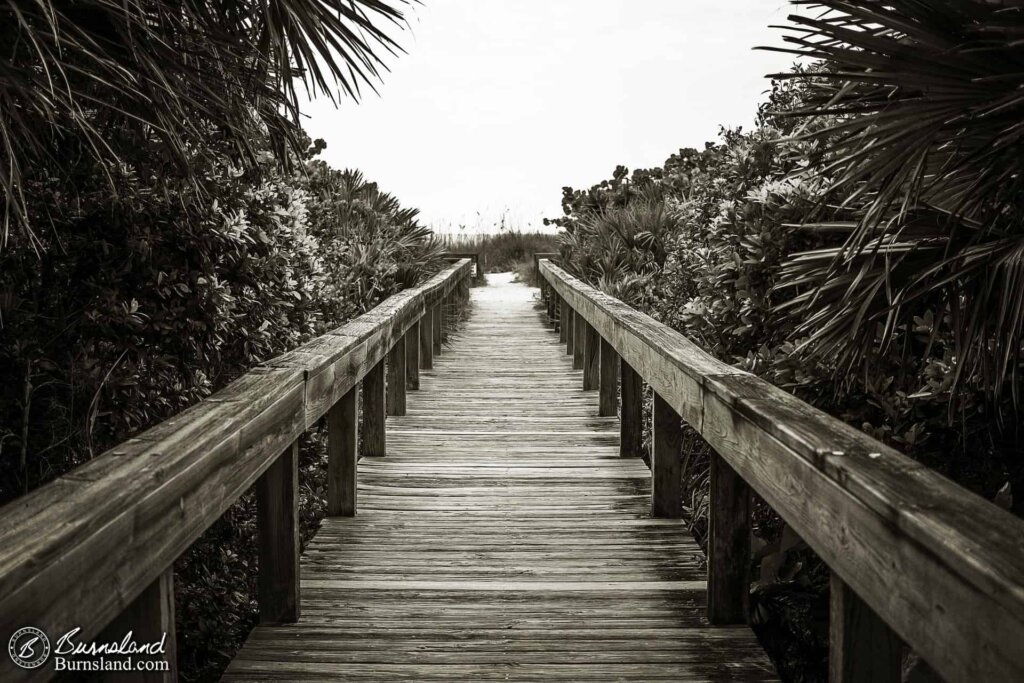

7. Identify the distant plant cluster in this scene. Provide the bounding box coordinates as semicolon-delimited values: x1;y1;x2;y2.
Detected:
549;3;1024;677
442;231;560;281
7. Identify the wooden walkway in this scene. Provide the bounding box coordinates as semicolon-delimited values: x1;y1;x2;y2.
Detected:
223;273;776;682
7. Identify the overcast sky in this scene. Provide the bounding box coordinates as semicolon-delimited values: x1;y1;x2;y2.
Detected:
302;1;797;234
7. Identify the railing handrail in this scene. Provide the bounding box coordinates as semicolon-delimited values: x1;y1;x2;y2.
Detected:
0;259;472;680
443;251;485;283
539;258;1024;683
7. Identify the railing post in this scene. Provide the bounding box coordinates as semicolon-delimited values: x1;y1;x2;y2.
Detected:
362;358;386;457
651;391;682;517
829;572;902;683
565;307;575;357
441;294;450;345
327;386;358;516
257;441;300;623
573;311;585;369
420;309;434;370
386;335;407;416
599;338;618;416
406;323;420;390
708;452;751;624
559;298;568;344
620;359;643;458
101;568;177;682
432;302;443;356
584;323;600;391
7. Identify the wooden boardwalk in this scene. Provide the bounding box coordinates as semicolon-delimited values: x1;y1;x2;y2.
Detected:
223;273;776;682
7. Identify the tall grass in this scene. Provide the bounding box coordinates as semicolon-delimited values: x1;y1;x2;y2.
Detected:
441;231;559;274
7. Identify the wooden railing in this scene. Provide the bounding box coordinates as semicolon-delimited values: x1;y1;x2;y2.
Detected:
443;251;486;284
0;258;473;682
538;258;1024;683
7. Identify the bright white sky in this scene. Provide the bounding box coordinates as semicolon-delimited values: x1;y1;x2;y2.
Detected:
302;1;797;234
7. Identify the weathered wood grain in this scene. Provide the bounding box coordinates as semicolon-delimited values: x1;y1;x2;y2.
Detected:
565;306;575;357
708;451;750;625
386;336;407;416
651;392;682;518
620;358;643;458
327;387;358;517
98;568;176;683
257;441;300;624
573;309;584;370
559;298;569;344
830;572;901;683
599;337;618;417
419;308;433;370
361;359;386;458
224;273;774;682
432;302;442;355
540;258;1024;682
583;322;600;391
405;323;420;390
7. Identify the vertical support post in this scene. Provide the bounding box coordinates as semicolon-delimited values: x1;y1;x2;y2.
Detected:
420;308;434;370
583;323;600;390
559;298;569;344
565;307;575;356
599;338;618;416
361;359;386;457
432;302;443;356
257;441;300;623
327;386;358;517
651;392;682;517
387;336;407;416
406;323;420;390
620;359;643;458
573;312;585;369
100;569;177;682
440;295;449;344
829;572;902;683
708;452;751;624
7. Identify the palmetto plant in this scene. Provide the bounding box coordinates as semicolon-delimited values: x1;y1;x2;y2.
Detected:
304;166;445;298
772;0;1024;408
0;0;412;246
561;196;679;300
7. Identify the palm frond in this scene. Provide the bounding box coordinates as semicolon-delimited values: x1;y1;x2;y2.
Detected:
0;0;414;246
774;0;1024;407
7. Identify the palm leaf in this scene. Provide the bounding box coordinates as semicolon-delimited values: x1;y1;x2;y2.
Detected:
772;0;1024;407
0;0;414;246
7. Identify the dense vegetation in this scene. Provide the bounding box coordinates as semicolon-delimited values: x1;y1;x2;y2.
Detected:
547;3;1024;678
